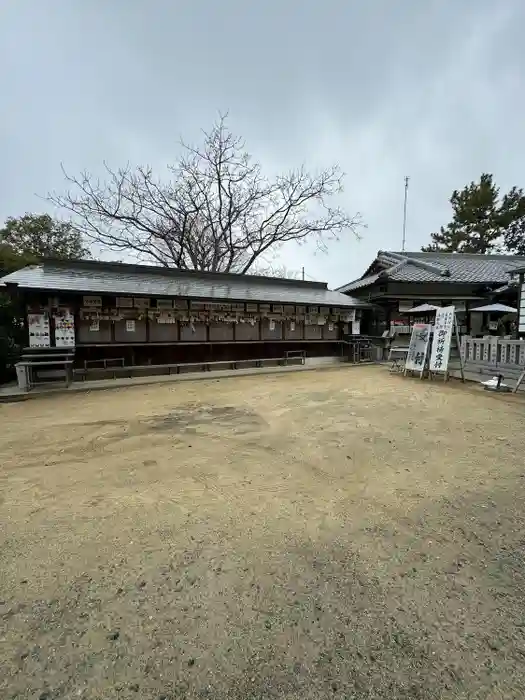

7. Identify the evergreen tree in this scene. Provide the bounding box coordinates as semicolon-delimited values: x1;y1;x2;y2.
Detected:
0;214;88;260
501;186;525;255
422;174;503;253
0;214;88;383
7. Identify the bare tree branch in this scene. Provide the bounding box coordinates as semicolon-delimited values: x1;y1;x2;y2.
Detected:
48;115;363;273
251;263;305;279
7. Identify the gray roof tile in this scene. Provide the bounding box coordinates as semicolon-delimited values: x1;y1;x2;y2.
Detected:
0;260;368;308
338;250;525;291
394;251;525;282
336;273;381;293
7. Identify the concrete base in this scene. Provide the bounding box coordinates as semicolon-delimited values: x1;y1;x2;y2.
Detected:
448;367;524;392
0;357;362;402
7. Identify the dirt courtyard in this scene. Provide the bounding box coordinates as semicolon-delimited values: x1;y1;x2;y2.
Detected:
1;366;525;699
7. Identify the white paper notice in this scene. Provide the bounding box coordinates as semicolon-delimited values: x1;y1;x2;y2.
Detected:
126;319;136;332
429;306;455;372
405;323;431;372
89;320;100;332
54;310;76;347
28;313;51;348
269;319;275;331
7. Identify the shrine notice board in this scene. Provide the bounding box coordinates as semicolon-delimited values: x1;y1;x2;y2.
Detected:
429;306;455;373
405;323;431;374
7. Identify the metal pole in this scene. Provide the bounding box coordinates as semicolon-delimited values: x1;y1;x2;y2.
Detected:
402;176;409;252
301;266;305;281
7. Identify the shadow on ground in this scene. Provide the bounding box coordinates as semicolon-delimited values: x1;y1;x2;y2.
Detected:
3;480;525;700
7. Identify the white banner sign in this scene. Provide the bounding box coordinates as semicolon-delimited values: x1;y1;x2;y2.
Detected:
520;282;525;333
405;323;431;372
429;306;455;372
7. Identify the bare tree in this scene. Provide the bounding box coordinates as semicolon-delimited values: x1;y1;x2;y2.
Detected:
49;116;362;273
253;264;303;280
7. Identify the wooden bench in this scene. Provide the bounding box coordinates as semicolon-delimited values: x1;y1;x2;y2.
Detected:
285;350;306;365
22;353;74;361
76;357;126;381
17;359;75;389
84;357;125;369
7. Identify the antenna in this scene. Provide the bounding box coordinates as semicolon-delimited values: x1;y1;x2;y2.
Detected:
402;175;409;252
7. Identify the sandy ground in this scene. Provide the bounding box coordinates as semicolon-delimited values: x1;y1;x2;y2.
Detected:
1;366;525;699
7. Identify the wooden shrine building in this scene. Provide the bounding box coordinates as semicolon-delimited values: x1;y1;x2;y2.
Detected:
1;259;368;382
337;250;525;339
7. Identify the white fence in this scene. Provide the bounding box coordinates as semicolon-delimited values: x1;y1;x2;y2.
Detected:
448;336;525;389
461;336;525;369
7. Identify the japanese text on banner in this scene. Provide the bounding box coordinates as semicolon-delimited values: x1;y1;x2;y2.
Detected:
405;323;431;372
429;306;455;372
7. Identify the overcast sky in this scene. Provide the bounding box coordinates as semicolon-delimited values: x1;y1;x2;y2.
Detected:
1;0;524;287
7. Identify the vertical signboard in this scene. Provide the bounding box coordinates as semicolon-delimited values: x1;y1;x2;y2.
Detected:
519;280;525;333
28;313;51;348
54;310;76;347
429;306;455;373
405;323;431;375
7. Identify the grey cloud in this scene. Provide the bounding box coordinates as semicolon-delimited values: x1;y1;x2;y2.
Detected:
1;0;524;286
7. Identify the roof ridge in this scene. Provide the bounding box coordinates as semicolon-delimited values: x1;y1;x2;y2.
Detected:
395;250;525;261
0;263;368;308
378;259;408;278
376;250;449;278
376;251;407;266
408;256;450;277
37;258;328;290
335;271;380;293
337;250;525;293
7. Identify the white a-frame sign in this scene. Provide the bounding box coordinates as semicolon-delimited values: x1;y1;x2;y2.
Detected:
404;323;432;378
428;306;465;381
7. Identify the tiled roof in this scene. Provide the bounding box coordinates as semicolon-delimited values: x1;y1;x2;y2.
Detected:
337;251;525;292
0;259;368;308
337;273;381;293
